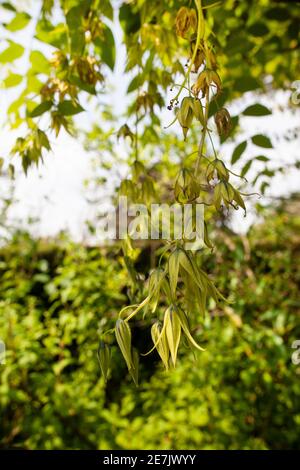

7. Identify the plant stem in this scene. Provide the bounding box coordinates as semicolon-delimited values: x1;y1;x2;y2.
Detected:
195;87;210;174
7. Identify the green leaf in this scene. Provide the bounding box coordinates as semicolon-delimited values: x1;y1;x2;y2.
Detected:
165;307;181;366
127;75;143;93
151;322;169;370
177;308;205;352
243;104;272;116
241;160;252;177
35;20;67;48
8;163;15;179
0;42;24;63
128;348;139;387
30;51;50;75
248;22;269;37
265;7;290;21
252;134;273;148
57;100;84;116
69;76;96;95
231;141;247;164
95;25;115;71
97;341;111;383
119;4;141;35
27;75;44;94
1;2;16;11
100;0;114;20
30;101;52;118
37;129;51;151
115;319;132;370
234;76;261;93
66;6;85;54
6;12;31;31
226;32;252;55
168;250;180;297
208;88;229;118
4;73;23;88
256;155;269;162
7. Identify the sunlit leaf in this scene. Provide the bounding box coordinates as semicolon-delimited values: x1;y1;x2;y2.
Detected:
0;42;24;63
57;100;84;116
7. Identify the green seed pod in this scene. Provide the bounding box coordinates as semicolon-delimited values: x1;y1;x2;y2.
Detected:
221;181;235;205
206;159;229;183
214;108;231;136
164;306;181;366
215;159;229;181
192;98;205;125
115;319;132;370
176;307;205;352
132;160;145;180
233;188;246;214
151;322;170;370
213;182;222;210
168;249;180;297
97;341;111;383
129;347;139;387
177;97;194;140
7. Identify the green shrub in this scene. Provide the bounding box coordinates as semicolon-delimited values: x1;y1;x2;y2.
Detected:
0;202;299;449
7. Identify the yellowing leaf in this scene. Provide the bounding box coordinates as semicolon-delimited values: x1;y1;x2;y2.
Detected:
97;342;111;382
129;348;139;387
176;308;205;352
115;319;132;370
151;322;169;370
168;250;180;297
165;307;181;366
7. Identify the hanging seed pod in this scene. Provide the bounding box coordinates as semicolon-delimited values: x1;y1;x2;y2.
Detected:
206;159;229;182
175;7;197;38
189;9;198;34
215;160;229;181
174;168;199;203
220;181;235;207
203;221;214;250
164;306;181;366
213;181;245;213
132;160;145;180
145;268;166;315
115;319;133;370
176;307;205;351
190;39;205;73
206;48;218;70
142;176;155;203
151;322;170;370
129;347;139;387
119;178;136;200
214;108;232;137
117;124;135;143
192;70;222;98
192;98;205;125
168;249;180;297
175;7;190;37
232;188;246;214
176;97;194;140
97;341;111;382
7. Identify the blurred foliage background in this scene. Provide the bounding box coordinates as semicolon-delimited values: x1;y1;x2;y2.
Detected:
0;0;300;451
0;196;299;450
